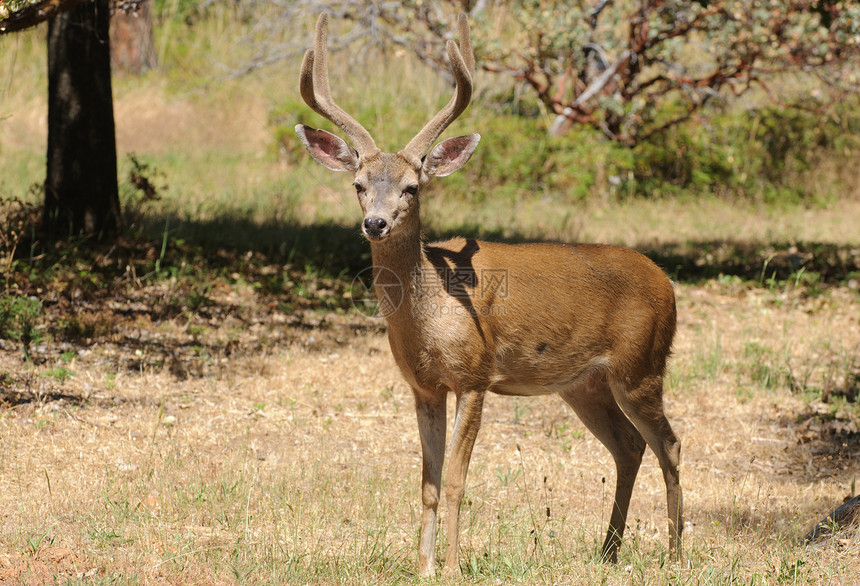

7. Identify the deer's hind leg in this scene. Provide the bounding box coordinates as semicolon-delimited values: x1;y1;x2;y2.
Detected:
609;374;683;560
559;370;648;562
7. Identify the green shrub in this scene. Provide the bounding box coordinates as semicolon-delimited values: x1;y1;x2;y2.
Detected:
274;81;858;207
0;294;43;361
629;97;859;201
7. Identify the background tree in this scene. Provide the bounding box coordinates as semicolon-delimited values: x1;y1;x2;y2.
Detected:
110;0;156;74
230;0;860;146
44;0;121;239
384;0;860;145
1;0;150;241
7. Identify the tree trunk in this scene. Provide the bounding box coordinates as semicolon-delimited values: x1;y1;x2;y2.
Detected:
44;0;121;240
110;0;157;74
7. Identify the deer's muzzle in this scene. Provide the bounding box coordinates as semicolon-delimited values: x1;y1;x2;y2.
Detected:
363;217;390;241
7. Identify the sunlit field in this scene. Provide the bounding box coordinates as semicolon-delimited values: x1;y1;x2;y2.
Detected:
1;5;859;584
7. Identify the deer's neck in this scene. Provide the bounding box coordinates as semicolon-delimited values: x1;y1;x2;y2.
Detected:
368;220;427;323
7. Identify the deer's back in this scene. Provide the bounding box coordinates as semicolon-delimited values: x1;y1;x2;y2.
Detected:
406;238;676;395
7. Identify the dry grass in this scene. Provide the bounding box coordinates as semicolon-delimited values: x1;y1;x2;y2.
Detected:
1;279;859;584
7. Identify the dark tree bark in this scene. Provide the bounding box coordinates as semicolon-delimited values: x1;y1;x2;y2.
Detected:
44;0;121;240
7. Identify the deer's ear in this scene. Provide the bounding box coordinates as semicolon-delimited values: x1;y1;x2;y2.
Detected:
295;125;360;172
422;134;480;178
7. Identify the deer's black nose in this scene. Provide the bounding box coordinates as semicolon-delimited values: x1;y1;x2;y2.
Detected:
364;217;388;237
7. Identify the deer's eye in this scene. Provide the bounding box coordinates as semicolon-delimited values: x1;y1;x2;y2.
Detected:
353;182;365;194
402;184;419;197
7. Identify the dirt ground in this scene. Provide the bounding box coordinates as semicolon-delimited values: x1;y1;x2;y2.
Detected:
1;274;859;583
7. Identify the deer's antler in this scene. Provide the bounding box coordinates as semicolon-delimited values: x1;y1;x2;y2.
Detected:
401;13;474;163
299;13;378;155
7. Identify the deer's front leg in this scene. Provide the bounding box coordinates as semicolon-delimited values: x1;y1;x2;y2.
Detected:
414;389;447;577
443;389;486;575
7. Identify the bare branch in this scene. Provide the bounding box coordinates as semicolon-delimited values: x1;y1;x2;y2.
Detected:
0;0;147;34
220;0;860;144
0;0;87;34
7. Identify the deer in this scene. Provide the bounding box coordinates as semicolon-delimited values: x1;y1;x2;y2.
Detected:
294;13;683;577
